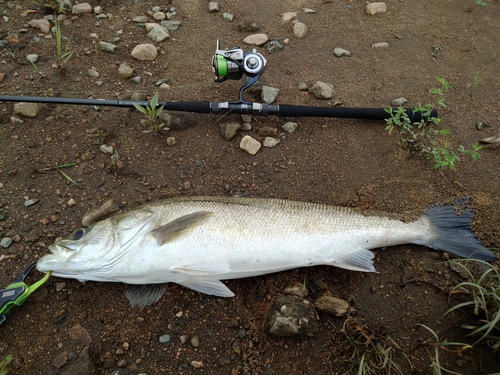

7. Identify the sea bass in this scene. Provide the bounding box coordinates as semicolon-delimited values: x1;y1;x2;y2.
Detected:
36;196;497;307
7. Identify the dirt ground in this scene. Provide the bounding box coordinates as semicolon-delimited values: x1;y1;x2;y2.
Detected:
1;0;500;374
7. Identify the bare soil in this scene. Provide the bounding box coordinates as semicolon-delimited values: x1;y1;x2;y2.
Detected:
1;0;499;374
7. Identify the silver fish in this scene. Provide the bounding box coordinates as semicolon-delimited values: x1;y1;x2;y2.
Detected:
36;196;497;307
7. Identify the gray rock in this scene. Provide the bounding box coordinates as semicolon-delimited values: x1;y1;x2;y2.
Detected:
132;15;149;23
284;282;309;298
298;83;308;91
167;137;177;146
153;12;166;21
264;295;319;337
88;69;99;78
72;3;92;14
159;112;198;130
311;81;335;99
0;237;13;248
131;92;147;101
333;47;350;57
99;144;114;155
365;2;387;15
208;2;220;13
303;8;316;13
261;86;279;104
237;19;260;32
293;22;308;38
264;39;284;54
26;54;39;63
59;346;97;375
240;136;261;155
243;34;269;46
14;102;43;117
131;76;142;84
392;97;407;106
314;294;349;317
372;42;389;48
147;26;169;43
28;19;51;33
263;137;280;148
219;122;241;141
241;123;252;131
190;337;200;347
117;63;135;79
0;40;9;50
131;44;157;61
241;114;252;123
282;12;296;22
223;13;234;21
160;20;181;31
282;121;298;133
159;334;171;343
100;42;118;53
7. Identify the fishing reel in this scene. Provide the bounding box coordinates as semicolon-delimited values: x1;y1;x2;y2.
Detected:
212;39;267;103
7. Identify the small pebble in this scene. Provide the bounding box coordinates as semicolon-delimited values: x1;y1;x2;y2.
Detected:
159;334;171;343
190;337;200;347
68;198;77;206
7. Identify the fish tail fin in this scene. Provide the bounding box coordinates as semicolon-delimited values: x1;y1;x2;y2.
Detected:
423;205;498;261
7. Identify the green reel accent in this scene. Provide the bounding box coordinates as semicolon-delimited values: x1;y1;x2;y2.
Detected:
215;55;228;77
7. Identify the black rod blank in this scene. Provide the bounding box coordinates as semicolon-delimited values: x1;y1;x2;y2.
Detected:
0;95;437;121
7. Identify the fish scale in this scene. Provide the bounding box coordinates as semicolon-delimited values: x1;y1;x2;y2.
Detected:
36;196;498;307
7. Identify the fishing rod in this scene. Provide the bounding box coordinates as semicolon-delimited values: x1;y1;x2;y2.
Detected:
0;39;437;122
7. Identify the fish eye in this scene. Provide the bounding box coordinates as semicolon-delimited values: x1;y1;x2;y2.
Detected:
71;226;91;240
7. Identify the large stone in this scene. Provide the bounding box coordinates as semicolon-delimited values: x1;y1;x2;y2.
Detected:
293;22;308;38
261;86;279;104
117;63;135;79
314;294;349;317
131;44;157;61
100;42;117;53
365;2;387;15
59;347;97;375
282;121;298;134
72;3;92;14
160;20;182;31
219;122;241;141
159;112;198;131
311;81;335;100
208;2;220;13
28;18;50;33
14;102;43;117
240;136;261;155
243;33;269;46
264;295;319;337
147;26;169;43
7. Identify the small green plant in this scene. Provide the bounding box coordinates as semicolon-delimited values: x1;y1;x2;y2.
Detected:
342;317;404;375
418;324;471;375
429;76;452;108
0;355;12;375
385;77;481;170
133;92;165;134
5;49;16;58
476;0;487;6
446;259;500;351
470;71;482;97
54;19;74;67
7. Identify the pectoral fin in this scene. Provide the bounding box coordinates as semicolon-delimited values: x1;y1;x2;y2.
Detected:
151;211;213;245
331;248;377;272
173;256;231;276
178;278;235;297
125;283;169;308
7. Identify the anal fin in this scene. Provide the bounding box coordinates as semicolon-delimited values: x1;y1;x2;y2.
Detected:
331;248;377;272
178;278;235;297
